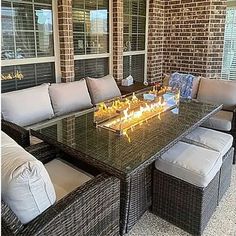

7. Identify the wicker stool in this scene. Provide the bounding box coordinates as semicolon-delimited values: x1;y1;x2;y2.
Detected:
152;141;222;235
183;127;234;202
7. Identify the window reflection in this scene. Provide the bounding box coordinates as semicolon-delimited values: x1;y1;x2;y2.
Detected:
1;1;54;60
73;0;109;55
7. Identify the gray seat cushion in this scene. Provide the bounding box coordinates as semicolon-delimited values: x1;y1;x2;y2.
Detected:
86;75;121;104
197;78;236;111
202;110;233;131
155;141;222;187
184;127;233;157
45;159;93;201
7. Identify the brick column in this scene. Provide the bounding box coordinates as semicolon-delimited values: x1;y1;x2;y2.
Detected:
113;0;123;81
58;0;74;82
147;0;165;83
62;116;76;147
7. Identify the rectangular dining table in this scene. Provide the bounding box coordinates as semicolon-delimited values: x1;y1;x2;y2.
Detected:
31;99;222;235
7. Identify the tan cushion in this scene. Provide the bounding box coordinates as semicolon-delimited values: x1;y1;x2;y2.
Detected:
49;80;93;116
45;159;93;201
1;84;54;126
86;75;121;104
202;110;233;131
1;132;56;224
155;141;222;187
197;78;236;110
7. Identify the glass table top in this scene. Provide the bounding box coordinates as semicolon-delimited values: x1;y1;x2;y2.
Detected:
32;100;221;177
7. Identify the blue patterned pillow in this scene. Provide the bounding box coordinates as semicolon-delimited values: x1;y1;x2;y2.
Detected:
169;72;195;98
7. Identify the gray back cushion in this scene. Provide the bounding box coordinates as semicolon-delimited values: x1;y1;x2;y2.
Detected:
49;79;93;116
1;131;56;224
197;78;236;110
1;84;54;126
86;75;121;104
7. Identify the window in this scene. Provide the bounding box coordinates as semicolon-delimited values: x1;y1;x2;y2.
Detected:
1;0;56;93
73;0;110;79
123;0;147;82
221;1;236;80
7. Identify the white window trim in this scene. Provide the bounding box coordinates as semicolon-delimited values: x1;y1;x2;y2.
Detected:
73;0;112;75
221;6;236;80
122;0;149;83
1;0;59;81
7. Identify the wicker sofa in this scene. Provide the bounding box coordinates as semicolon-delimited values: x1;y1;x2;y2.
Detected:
1;75;121;148
1;131;120;236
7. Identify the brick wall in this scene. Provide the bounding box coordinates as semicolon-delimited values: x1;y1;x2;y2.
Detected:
56;0;227;83
147;0;165;82
113;0;124;81
162;0;227;79
58;0;74;82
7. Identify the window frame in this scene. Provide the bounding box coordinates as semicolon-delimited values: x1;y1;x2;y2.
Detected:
1;0;61;82
122;0;149;83
221;3;236;80
73;0;112;75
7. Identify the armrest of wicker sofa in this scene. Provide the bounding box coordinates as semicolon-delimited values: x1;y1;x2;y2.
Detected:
25;142;58;164
1;119;30;148
222;107;236;134
2;174;120;236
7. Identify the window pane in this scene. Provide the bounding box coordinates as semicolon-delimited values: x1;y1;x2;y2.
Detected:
131;34;138;51
137;34;145;50
1;63;56;93
1;32;15;59
139;0;146;16
73;9;85;32
74;33;85;54
123;56;131;79
15;31;35;58
138;16;146;34
73;1;84;9
98;0;108;10
123;54;145;82
13;3;34;31
123;0;146;52
222;8;236;80
36;63;55;84
1;1;13;32
1;66;16;92
1;1;54;59
124;15;130;34
73;0;109;55
86;33;98;54
16;64;36;90
35;5;54;56
98;34;109;53
34;0;52;4
124;34;131;52
74;58;109;80
131;54;145;82
131;0;138;15
85;1;97;10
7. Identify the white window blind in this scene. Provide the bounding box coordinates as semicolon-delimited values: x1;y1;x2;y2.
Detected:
222;5;236;80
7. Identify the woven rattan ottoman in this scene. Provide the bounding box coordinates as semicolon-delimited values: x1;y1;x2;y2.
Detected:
152;142;229;235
